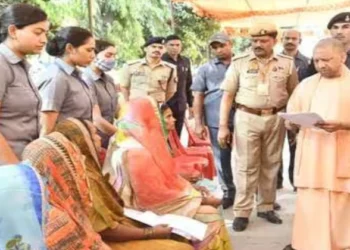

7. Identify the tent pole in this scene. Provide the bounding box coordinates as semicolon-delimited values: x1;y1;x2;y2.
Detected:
88;0;94;33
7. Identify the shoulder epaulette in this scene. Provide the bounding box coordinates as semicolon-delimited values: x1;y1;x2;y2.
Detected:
127;59;142;66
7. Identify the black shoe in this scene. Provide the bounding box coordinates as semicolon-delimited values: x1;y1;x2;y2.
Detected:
222;197;234;209
232;217;249;232
277;183;283;189
257;211;283;224
273;202;281;211
283;244;295;250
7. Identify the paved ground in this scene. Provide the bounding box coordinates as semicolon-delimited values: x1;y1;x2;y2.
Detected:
224;188;296;250
223;141;296;250
182;122;296;250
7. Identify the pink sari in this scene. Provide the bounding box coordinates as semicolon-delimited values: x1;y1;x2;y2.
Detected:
104;97;233;250
105;97;201;213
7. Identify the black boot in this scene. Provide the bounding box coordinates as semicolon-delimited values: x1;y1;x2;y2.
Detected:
257;211;283;224
232;217;249;232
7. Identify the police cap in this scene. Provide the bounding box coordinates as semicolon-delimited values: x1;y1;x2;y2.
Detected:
327;12;350;29
144;37;165;48
249;22;278;38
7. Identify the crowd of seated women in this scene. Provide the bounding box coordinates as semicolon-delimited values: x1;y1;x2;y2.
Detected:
0;3;232;250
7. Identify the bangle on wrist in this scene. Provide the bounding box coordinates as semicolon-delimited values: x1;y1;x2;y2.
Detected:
150;228;155;239
143;228;154;240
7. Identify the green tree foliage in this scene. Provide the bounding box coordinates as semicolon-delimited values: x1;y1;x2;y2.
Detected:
33;0;87;32
233;36;251;55
0;0;221;64
0;0;20;11
0;0;87;32
92;0;172;62
91;1;221;64
172;3;220;65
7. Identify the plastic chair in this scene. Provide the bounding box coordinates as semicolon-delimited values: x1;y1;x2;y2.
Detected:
169;130;216;180
184;120;211;147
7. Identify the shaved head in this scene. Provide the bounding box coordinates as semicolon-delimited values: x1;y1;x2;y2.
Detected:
313;38;347;78
314;38;346;54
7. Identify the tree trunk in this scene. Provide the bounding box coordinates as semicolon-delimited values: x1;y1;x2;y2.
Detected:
167;0;176;31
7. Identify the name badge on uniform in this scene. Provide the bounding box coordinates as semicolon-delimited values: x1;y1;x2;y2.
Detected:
257;83;269;96
247;61;259;74
133;71;146;76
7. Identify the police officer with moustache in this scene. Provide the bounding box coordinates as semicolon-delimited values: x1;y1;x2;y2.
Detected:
219;23;298;232
120;37;177;104
277;29;310;191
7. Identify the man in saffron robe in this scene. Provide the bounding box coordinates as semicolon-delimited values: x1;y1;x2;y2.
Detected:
284;38;350;250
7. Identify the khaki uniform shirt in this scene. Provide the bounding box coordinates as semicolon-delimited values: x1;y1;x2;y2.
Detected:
221;52;298;109
120;58;177;103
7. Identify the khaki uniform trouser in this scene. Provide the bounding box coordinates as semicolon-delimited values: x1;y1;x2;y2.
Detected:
233;109;285;218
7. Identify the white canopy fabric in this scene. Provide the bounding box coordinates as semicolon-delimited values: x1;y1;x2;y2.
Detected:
173;0;350;28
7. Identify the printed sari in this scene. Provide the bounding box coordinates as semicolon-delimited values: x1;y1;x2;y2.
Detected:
54;118;194;250
0;163;47;250
103;97;233;250
23;134;110;250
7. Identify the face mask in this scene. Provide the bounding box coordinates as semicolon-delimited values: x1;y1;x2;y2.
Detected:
95;57;116;72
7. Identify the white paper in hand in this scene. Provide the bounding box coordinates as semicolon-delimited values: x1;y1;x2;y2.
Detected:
278;112;324;128
123;208;208;241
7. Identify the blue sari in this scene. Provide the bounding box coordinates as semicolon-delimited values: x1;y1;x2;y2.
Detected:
0;162;47;250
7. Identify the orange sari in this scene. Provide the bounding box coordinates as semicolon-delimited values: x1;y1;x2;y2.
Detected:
104;97;202;214
104;97;233;250
23;134;109;250
53;118;194;250
24;129;192;250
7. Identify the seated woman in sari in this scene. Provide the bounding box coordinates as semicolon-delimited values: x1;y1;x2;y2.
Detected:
160;103;207;183
24;118;194;250
0;163;47;250
160;103;217;182
103;97;233;250
23;134;110;250
160;103;220;198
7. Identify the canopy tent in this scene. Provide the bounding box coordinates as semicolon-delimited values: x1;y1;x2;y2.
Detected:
172;0;350;29
172;0;350;57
